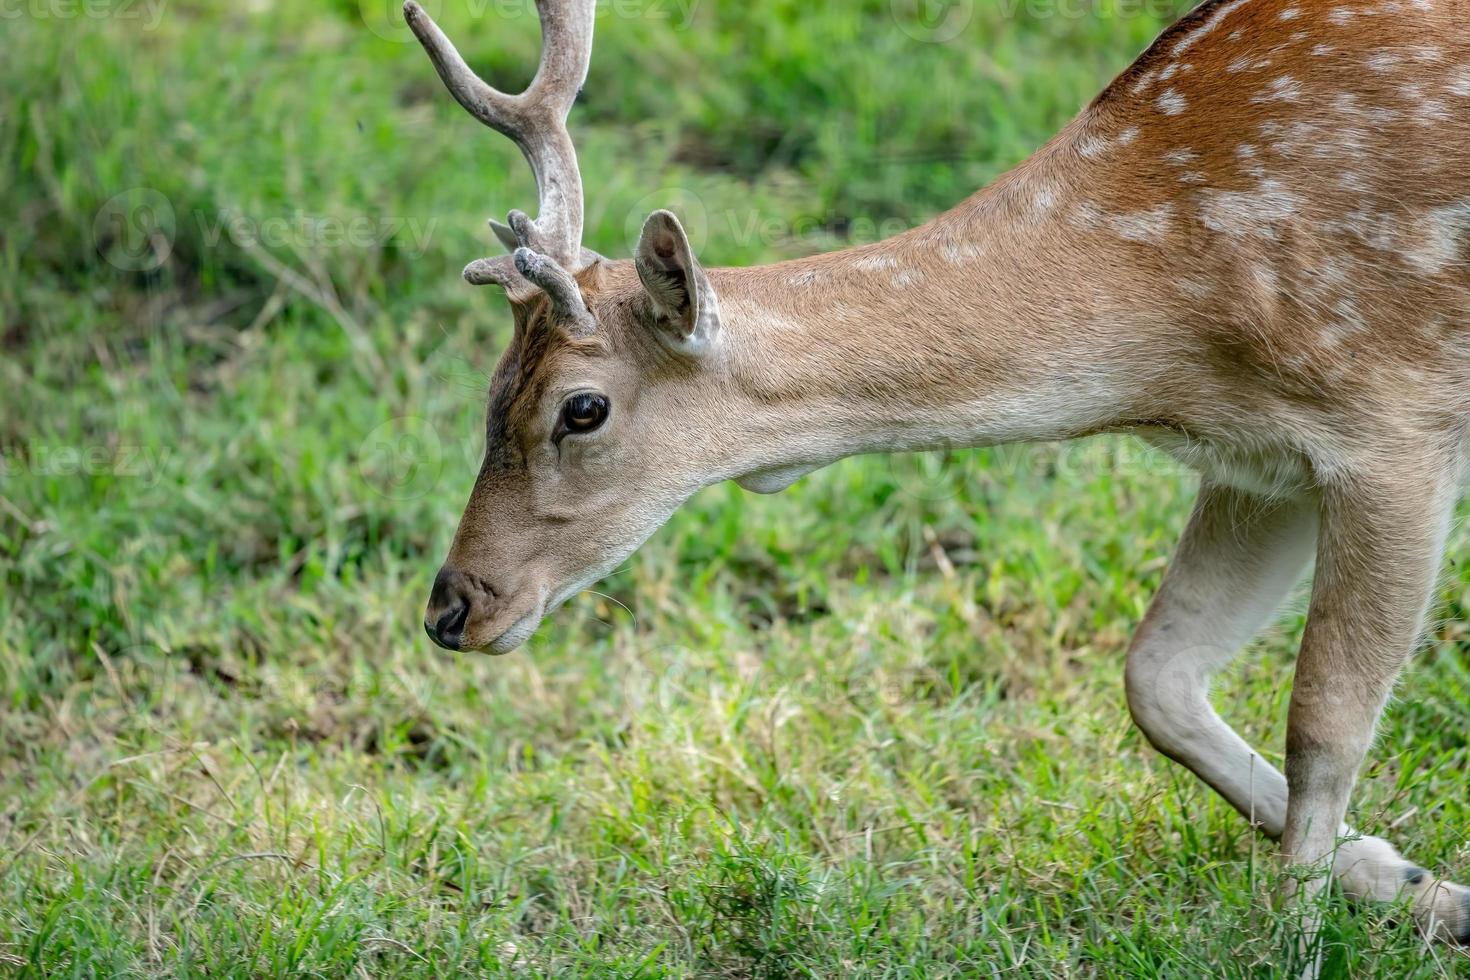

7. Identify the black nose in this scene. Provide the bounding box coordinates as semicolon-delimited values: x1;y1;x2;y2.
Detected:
424;567;471;651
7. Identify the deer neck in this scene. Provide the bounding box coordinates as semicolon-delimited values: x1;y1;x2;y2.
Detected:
709;159;1164;493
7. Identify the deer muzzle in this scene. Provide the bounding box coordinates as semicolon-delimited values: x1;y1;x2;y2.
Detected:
423;565;545;655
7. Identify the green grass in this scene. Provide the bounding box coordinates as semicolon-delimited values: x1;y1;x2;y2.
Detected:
3;0;1470;975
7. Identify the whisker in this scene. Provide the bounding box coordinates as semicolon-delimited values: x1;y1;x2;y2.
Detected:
581;589;637;630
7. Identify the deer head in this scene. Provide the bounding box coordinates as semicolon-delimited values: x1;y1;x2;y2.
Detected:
407;0;729;653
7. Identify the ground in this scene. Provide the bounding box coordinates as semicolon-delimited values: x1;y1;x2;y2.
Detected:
3;0;1470;975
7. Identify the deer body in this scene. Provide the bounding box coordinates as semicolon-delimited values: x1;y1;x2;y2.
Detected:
407;0;1470;952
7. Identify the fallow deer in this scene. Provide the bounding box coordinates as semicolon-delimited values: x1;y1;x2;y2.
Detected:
409;0;1470;949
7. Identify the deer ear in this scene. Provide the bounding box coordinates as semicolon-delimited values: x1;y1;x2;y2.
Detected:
634;210;720;355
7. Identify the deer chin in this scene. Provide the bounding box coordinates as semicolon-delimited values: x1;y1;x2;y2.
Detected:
466;588;547;656
485;608;544;654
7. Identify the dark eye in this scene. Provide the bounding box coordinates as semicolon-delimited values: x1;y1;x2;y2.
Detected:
560;392;609;436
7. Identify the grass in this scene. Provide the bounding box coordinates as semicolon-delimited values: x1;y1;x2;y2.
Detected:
3;0;1470;975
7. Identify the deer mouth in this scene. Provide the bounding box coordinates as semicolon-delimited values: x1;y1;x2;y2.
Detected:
475;588;548;655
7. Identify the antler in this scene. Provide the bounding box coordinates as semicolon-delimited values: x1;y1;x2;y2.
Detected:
404;0;595;273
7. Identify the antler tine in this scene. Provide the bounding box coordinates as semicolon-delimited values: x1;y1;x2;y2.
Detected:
522;0;595;119
403;0;594;270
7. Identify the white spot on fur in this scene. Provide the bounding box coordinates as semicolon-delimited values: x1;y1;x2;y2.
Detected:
1365;52;1401;72
1029;182;1059;215
1335;94;1397;125
1280;6;1300;17
1156;88;1188;115
891;269;922;288
1175;276;1213;298
1131;68;1159;94
1179;171;1207;184
1314;295;1368;348
1257;117;1329;157
1327;206;1398;251
1448;68;1470;96
1326;298;1368;343
1254;75;1303;102
854;253;897;271
1163;147;1198;165
1077;132;1110;158
1406;202;1470;273
1198;180;1304;239
1172;0;1252;56
1070;201;1104;229
1235;143;1266;177
1118;125;1140;145
1417;99;1451;124
940;242;982;264
1311;43;1335;56
1160;63;1180;82
1109;203;1175;243
1327;7;1354;23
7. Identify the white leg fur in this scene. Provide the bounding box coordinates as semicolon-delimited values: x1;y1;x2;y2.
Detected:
1126;483;1315;840
1126;481;1470;943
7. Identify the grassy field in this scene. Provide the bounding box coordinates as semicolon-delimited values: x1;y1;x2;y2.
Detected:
4;0;1470;975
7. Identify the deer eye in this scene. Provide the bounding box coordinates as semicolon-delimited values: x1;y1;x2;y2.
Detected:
559;392;609;437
